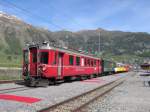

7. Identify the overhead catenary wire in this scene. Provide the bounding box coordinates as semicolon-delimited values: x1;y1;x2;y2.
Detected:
37;0;96;53
0;0;64;30
38;0;81;28
0;1;101;55
0;1;82;49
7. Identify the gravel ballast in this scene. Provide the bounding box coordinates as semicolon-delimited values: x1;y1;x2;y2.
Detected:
83;72;150;112
0;73;126;112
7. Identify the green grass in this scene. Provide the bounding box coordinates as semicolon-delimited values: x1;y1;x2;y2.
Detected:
0;63;21;68
111;54;144;64
0;52;22;80
0;74;22;80
99;52;144;64
0;53;22;68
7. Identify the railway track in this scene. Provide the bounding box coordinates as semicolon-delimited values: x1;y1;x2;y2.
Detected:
0;80;23;84
0;80;31;93
39;78;125;112
0;86;32;94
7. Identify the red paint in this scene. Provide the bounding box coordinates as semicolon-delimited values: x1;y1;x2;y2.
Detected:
0;94;41;103
23;48;103;80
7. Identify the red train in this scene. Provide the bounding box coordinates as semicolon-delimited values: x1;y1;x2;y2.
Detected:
22;42;102;86
22;42;129;86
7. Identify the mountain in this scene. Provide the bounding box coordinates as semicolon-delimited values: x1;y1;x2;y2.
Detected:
0;12;150;66
0;12;57;54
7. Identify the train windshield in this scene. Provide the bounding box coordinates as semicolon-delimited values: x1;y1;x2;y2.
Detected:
24;50;28;64
40;52;49;64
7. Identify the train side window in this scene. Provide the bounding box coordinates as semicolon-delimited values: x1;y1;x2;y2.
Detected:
91;60;93;66
84;58;87;66
40;52;48;64
69;55;74;65
87;59;90;66
99;60;101;65
81;58;84;66
94;60;96;66
76;57;80;66
89;59;91;66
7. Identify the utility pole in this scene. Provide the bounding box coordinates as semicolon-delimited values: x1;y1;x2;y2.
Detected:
98;31;100;53
65;29;69;49
66;34;69;47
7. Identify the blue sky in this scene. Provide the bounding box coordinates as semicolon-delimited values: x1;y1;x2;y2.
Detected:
0;0;150;32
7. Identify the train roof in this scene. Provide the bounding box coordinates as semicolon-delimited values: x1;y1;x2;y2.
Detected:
25;42;101;60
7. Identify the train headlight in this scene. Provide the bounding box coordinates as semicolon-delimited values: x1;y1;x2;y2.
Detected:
38;65;47;72
38;67;42;72
42;66;47;71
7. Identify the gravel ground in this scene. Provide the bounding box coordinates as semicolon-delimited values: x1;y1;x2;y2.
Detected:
0;83;24;90
0;73;126;112
83;72;150;112
0;67;22;80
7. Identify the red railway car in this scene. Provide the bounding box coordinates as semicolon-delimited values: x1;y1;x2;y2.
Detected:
22;42;102;86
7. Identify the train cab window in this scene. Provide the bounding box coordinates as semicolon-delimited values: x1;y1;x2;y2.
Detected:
24;50;28;63
40;52;48;64
76;57;80;66
69;55;74;65
32;53;37;63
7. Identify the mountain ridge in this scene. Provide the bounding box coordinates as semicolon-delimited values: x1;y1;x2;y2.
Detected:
0;12;150;65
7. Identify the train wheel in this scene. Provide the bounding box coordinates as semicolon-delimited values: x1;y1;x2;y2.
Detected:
64;77;71;82
49;78;56;85
24;78;37;87
87;75;91;79
75;76;80;81
29;78;38;87
77;76;83;81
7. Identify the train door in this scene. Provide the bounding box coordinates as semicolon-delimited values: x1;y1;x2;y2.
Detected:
29;47;38;76
57;53;64;79
98;60;102;74
23;50;29;77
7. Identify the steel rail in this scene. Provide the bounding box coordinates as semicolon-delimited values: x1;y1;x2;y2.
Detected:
39;78;124;112
0;80;23;84
0;86;32;94
72;79;124;112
